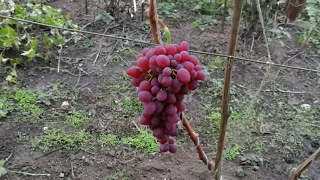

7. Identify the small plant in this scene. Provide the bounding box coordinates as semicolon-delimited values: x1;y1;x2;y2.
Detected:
66;111;89;127
120;98;143;115
99;134;118;148
31;129;90;152
0;88;43;119
122;130;158;153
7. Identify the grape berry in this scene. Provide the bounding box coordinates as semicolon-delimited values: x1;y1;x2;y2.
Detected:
126;41;205;153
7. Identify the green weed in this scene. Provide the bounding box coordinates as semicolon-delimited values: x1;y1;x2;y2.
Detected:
99;134;118;148
31;129;90;152
105;171;129;180
120;98;143;115
122;130;158;153
0;88;43;119
66;111;89;127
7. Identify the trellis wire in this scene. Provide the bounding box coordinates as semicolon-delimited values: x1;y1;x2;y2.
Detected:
0;15;319;73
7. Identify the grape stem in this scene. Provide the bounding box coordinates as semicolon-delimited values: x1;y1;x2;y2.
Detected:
158;20;172;44
181;112;215;171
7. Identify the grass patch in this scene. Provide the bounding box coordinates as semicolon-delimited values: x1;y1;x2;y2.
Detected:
0;87;43;120
66;111;89;127
122;130;158;153
99;134;118;149
104;171;129;180
120;97;143;115
31;129;90;152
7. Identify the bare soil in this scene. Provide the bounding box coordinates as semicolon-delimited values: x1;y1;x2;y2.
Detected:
1;0;320;180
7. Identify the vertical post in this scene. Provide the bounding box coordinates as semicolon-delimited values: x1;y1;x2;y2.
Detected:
214;0;243;179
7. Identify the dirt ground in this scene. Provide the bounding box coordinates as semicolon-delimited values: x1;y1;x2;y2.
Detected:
1;0;320;180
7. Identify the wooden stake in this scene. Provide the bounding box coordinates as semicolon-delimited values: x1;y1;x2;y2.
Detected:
289;147;320;180
214;0;243;179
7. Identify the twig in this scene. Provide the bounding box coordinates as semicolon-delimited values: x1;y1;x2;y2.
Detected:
57;45;63;73
35;148;63;160
5;153;12;162
181;113;214;171
8;170;51;176
71;162;75;178
289;147;320;180
221;0;228;32
80;148;96;155
214;0;243;179
74;69;81;89
85;0;88;14
93;22;114;64
104;40;120;65
247;0;273;108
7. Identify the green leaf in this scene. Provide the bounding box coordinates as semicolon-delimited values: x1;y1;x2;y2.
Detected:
21;48;36;58
0;26;16;38
0;167;7;177
0;160;5;167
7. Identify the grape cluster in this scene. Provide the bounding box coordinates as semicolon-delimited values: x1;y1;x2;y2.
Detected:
126;41;205;153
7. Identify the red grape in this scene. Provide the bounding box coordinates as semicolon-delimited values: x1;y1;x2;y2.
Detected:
169;144;177;153
177;102;186;112
194;65;202;71
137;56;149;70
166;93;176;104
170;60;178;67
155;45;166;55
168;136;175;144
178;41;189;52
162;76;173;87
162;67;172;76
180;51;190;62
182;61;194;72
173;54;181;62
155;101;164;112
177;68;191;83
156;89;167;101
141;48;150;55
140;115;151;125
138;91;152;102
143;102;156;115
190;70;197;79
195;70;206;80
156;55;170;68
151;78;160;87
132;77;144;87
139;80;152;91
160;144;170;152
151;86;160;95
187;80;199;90
126;66;142;78
189;55;199;66
165;44;177;55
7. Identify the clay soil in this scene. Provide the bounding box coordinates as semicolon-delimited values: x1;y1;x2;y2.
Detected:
1;1;320;180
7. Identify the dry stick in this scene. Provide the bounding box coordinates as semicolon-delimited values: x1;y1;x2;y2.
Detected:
85;0;88;14
289;147;320;180
221;0;228;32
214;0;243;179
181;113;214;171
8;170;51;176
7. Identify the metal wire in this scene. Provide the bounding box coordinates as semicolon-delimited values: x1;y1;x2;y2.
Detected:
0;15;319;73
